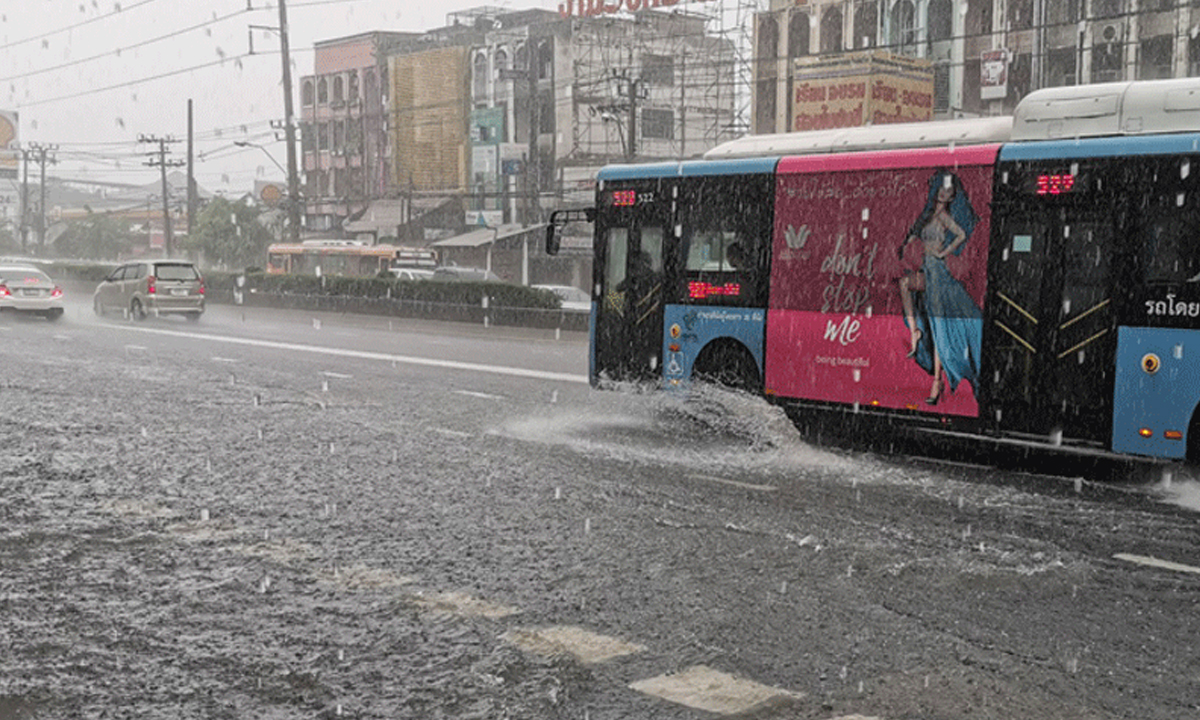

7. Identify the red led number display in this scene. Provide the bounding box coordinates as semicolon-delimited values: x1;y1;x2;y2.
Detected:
688;281;741;300
611;190;636;206
1036;174;1076;195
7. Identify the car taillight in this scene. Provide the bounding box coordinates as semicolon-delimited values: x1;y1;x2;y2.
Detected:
198;279;205;295
0;285;8;297
147;275;156;294
51;286;63;298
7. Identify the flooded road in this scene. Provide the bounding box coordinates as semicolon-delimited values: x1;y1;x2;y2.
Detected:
1;307;1198;719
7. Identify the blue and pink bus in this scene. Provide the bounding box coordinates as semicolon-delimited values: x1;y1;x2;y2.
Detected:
546;78;1200;463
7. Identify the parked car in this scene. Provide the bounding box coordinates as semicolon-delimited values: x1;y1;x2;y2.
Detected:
388;267;435;281
431;266;502;282
532;284;591;312
93;259;205;321
0;264;65;320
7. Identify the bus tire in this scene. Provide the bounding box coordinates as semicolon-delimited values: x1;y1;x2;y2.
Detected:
692;339;761;393
1187;406;1200;464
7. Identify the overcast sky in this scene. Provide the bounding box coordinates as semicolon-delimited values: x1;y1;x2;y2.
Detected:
1;0;560;194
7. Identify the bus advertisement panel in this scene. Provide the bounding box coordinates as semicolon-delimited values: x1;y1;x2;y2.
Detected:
764;146;998;417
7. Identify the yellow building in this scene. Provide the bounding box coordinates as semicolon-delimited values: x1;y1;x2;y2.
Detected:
390;46;471;193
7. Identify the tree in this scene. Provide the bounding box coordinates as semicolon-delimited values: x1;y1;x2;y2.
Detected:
187;196;275;270
53;208;134;260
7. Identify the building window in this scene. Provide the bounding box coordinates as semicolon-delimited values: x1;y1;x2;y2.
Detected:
474;52;489;100
333;120;345;152
853;1;877;48
928;0;952;42
1008;0;1033;30
302;79;315;106
821;8;843;54
301;122;315;152
642;108;674;140
1140;35;1173;79
1092;37;1123;83
789;11;810;58
1095;0;1121;18
934;63;950;112
890;1;917;56
318;123;329;151
962;58;982;114
348;71;359;103
537;40;553;81
332;76;344;104
1046;47;1078;87
1046;0;1082;24
755;78;776;134
758;15;779;63
317;78;328;104
643;54;674;86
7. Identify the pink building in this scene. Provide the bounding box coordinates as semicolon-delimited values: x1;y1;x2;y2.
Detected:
300;31;418;233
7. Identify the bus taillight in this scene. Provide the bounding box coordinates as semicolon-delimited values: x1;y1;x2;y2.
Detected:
1139;428;1154;438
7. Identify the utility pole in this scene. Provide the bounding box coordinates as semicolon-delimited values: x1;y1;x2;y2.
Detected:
187;99;196;241
18;146;30;254
27;142;57;253
527;52;539;226
277;0;301;242
139;134;184;257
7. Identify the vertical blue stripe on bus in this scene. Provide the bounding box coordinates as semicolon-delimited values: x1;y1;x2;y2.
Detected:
661;304;766;390
1111;326;1200;459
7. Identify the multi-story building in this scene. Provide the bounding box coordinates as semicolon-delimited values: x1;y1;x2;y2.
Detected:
466;6;739;223
300;31;418;233
753;0;1200;133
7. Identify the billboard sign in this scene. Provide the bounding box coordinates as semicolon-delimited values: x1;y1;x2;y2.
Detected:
981;49;1008;100
791;52;934;132
0;111;17;180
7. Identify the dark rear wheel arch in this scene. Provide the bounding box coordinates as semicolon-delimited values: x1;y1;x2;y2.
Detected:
691;338;761;393
1186;403;1200;464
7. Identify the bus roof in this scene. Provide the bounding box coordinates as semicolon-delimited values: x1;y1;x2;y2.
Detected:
1012;77;1200;141
702;116;1013;160
596;156;778;181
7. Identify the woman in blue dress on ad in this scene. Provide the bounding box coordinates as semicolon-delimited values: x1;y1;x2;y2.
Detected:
897;171;983;405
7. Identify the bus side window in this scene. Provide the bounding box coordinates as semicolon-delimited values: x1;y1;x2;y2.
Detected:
1141;209;1198;284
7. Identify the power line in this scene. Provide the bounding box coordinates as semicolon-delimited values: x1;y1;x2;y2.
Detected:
0;0;161;52
0;5;254;85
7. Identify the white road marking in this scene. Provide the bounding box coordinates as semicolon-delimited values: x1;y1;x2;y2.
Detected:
503;626;644;664
690;474;777;492
454;389;505;400
630;665;801;715
322;371;353;379
1114;553;1200;575
430;427;472;439
211;356;239;363
112;325;589;384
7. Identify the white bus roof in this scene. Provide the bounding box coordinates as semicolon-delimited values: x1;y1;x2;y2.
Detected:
1012;77;1200;140
702;116;1014;160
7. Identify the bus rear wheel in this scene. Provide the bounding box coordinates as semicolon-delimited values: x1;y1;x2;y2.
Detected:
692;340;760;394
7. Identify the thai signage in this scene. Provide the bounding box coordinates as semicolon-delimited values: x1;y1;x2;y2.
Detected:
558;0;714;18
980;49;1008;100
790;52;934;132
0;111;17;180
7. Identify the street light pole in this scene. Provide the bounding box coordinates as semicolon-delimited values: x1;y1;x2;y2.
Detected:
235;141;287;176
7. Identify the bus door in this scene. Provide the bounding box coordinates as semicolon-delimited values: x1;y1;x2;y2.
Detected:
593;183;670;385
984;196;1118;445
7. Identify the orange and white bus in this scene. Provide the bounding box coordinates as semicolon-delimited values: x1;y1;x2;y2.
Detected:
266;240;437;277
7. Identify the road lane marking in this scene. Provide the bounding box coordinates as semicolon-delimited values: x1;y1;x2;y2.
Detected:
430;427;472;439
211;356;239;363
502;626;645;664
322;371;353;379
630;665;802;715
112;325;589;384
405;590;520;618
454;389;505;400
690;474;777;492
1114;553;1200;575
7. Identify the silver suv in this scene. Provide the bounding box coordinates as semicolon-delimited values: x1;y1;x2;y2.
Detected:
93;260;205;321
